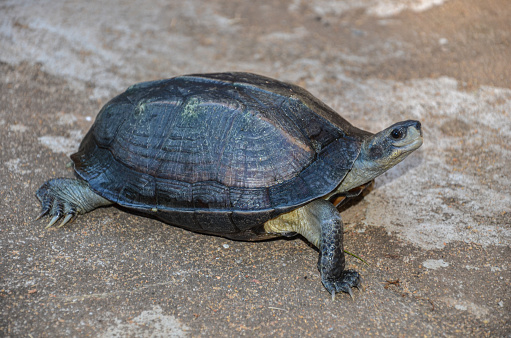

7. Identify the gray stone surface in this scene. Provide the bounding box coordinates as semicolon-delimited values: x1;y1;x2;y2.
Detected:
1;0;510;336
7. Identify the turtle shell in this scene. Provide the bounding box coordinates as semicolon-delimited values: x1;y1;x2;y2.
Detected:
71;72;371;239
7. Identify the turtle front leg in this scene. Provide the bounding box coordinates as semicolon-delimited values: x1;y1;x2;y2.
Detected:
264;199;361;300
315;201;361;300
36;178;112;228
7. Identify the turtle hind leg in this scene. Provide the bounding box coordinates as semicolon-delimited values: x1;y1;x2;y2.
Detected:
36;178;112;228
264;199;361;299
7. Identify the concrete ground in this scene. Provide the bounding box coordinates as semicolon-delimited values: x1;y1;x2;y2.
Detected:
1;0;510;336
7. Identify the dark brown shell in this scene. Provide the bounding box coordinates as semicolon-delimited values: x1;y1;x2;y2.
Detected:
71;72;371;238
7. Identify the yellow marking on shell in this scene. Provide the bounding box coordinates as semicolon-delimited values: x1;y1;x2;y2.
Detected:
151;207;158;212
137;101;147;114
182;97;203;118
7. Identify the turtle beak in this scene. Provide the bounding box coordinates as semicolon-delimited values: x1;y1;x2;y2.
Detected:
413;121;423;137
405;122;423;151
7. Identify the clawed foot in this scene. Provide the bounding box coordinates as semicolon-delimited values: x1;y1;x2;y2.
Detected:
35;178;112;229
36;179;79;228
322;269;362;301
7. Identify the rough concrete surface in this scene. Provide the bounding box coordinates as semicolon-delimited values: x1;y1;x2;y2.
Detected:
1;0;510;336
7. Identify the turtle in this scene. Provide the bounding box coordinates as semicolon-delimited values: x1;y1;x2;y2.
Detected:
36;72;423;299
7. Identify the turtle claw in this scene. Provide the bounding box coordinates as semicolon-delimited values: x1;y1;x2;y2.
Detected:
58;213;74;228
36;208;50;221
43;211;76;229
346;287;354;300
331;287;354;302
46;215;61;228
322;269;362;301
36;179;80;229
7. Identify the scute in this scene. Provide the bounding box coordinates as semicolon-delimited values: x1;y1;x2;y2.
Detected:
71;72;369;235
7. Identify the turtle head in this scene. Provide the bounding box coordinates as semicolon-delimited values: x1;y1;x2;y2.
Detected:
361;120;423;172
336;120;423;192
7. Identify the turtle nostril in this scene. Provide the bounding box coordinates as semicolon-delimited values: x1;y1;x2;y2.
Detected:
413;121;423;136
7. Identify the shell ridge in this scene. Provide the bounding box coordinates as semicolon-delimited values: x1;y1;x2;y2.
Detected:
233;86;316;185
275;97;320;155
231;87;282;185
150;102;182;177
214;104;243;185
181;73;293;103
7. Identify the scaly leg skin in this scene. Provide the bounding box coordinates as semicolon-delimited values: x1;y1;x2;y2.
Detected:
264;199;361;300
36;178;112;228
315;201;361;300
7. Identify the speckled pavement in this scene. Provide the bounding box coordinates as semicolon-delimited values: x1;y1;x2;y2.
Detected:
1;0;510;336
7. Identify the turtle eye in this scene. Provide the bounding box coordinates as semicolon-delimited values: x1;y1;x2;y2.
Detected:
390;128;405;140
